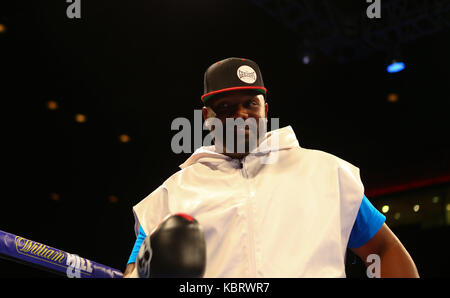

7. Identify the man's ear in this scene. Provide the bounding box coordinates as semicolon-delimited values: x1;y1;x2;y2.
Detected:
258;95;268;118
202;106;217;120
202;106;209;121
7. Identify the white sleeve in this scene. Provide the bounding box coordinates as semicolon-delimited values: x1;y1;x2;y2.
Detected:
132;185;171;238
335;156;365;246
127;185;171;278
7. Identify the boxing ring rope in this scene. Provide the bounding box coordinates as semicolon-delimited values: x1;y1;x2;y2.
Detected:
0;229;123;278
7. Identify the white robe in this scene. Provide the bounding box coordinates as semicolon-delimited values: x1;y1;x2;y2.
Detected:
131;126;364;277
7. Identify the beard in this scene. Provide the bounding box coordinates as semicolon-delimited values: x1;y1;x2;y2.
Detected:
207;117;268;155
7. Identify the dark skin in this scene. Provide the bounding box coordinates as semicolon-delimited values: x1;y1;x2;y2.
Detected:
351;223;419;277
202;90;269;160
124;91;419;277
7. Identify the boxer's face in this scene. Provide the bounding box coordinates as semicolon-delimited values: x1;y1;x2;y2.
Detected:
202;90;268;158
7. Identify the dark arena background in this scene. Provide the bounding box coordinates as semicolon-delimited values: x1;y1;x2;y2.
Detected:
1;0;449;278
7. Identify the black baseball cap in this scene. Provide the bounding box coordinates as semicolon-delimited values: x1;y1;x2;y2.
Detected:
201;57;267;105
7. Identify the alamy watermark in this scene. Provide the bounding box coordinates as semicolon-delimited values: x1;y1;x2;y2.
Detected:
66;1;380;20
66;0;81;19
366;0;381;19
366;254;381;278
170;110;280;164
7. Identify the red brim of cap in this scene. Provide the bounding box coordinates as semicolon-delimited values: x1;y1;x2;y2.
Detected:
201;86;267;104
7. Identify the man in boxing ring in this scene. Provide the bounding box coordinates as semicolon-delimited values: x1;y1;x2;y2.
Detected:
123;58;419;278
0;57;419;278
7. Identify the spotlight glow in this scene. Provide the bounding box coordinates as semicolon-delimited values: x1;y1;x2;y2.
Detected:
46;100;59;110
108;195;119;204
119;134;131;143
387;61;405;73
302;55;311;65
50;193;60;201
75;114;87;123
387;93;399;103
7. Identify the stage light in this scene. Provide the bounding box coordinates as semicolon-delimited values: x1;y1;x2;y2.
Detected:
446;204;450;212
108;195;119;204
298;41;314;65
75;113;87;123
0;24;6;34
413;204;420;212
382;205;390;213
387;93;398;103
46;100;59;110
119;134;131;143
50;193;60;201
302;55;311;65
387;60;405;73
394;212;401;220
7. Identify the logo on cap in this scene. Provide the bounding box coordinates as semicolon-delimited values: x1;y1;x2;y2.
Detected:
237;65;257;84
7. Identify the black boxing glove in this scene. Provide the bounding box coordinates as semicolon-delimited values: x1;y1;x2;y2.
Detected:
137;213;206;278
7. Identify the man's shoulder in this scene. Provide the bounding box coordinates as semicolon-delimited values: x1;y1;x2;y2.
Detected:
291;147;359;171
296;147;341;163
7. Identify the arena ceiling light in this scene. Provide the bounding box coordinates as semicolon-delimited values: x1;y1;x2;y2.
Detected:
386;45;405;73
387;60;405;73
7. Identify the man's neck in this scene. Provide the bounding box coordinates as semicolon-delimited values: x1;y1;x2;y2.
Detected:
222;152;248;160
